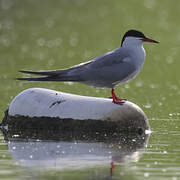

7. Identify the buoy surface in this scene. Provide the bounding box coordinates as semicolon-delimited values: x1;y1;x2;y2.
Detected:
2;88;149;133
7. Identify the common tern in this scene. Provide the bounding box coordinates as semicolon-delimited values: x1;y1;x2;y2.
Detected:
17;30;159;104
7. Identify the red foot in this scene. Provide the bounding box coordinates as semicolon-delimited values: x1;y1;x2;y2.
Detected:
113;98;126;104
111;88;126;105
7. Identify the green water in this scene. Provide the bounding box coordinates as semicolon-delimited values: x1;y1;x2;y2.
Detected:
0;0;180;179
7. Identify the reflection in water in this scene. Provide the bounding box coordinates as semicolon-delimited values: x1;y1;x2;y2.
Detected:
2;128;150;172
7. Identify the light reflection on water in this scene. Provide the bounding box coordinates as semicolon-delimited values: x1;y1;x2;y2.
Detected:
7;140;142;169
0;119;179;180
0;128;149;179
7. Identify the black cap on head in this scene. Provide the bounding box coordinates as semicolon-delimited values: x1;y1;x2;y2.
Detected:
121;30;146;46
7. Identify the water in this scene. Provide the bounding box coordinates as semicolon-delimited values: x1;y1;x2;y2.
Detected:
0;0;180;179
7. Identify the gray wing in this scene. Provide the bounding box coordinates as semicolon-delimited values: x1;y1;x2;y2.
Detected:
74;48;136;84
68;47;131;75
87;48;128;68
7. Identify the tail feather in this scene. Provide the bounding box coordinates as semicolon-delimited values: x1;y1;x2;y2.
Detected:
16;76;57;81
16;76;80;82
17;68;83;82
19;69;68;76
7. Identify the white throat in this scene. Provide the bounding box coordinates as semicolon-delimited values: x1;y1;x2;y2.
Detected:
122;37;143;47
122;36;146;68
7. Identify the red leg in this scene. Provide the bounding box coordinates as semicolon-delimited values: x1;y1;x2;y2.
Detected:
111;88;126;105
110;161;115;177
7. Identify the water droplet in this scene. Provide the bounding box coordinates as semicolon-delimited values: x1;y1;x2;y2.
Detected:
135;80;143;87
0;36;10;47
2;154;6;158
172;177;177;180
144;103;151;109
54;38;62;47
162;168;166;172
64;82;74;85
12;134;19;137
149;84;158;89
21;44;29;53
144;172;149;177
37;38;45;47
125;84;130;89
166;56;173;64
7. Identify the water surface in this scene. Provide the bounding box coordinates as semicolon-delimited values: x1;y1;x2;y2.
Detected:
0;0;180;179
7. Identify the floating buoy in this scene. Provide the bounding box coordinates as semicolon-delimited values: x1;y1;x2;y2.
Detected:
1;88;149;135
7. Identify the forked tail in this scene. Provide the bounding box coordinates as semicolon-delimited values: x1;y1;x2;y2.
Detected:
16;69;81;82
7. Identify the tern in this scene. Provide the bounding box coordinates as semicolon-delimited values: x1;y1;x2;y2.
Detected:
17;30;159;104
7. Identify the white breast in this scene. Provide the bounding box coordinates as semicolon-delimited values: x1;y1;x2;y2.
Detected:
113;45;146;86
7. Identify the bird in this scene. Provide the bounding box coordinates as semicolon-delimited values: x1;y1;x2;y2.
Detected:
17;30;159;105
